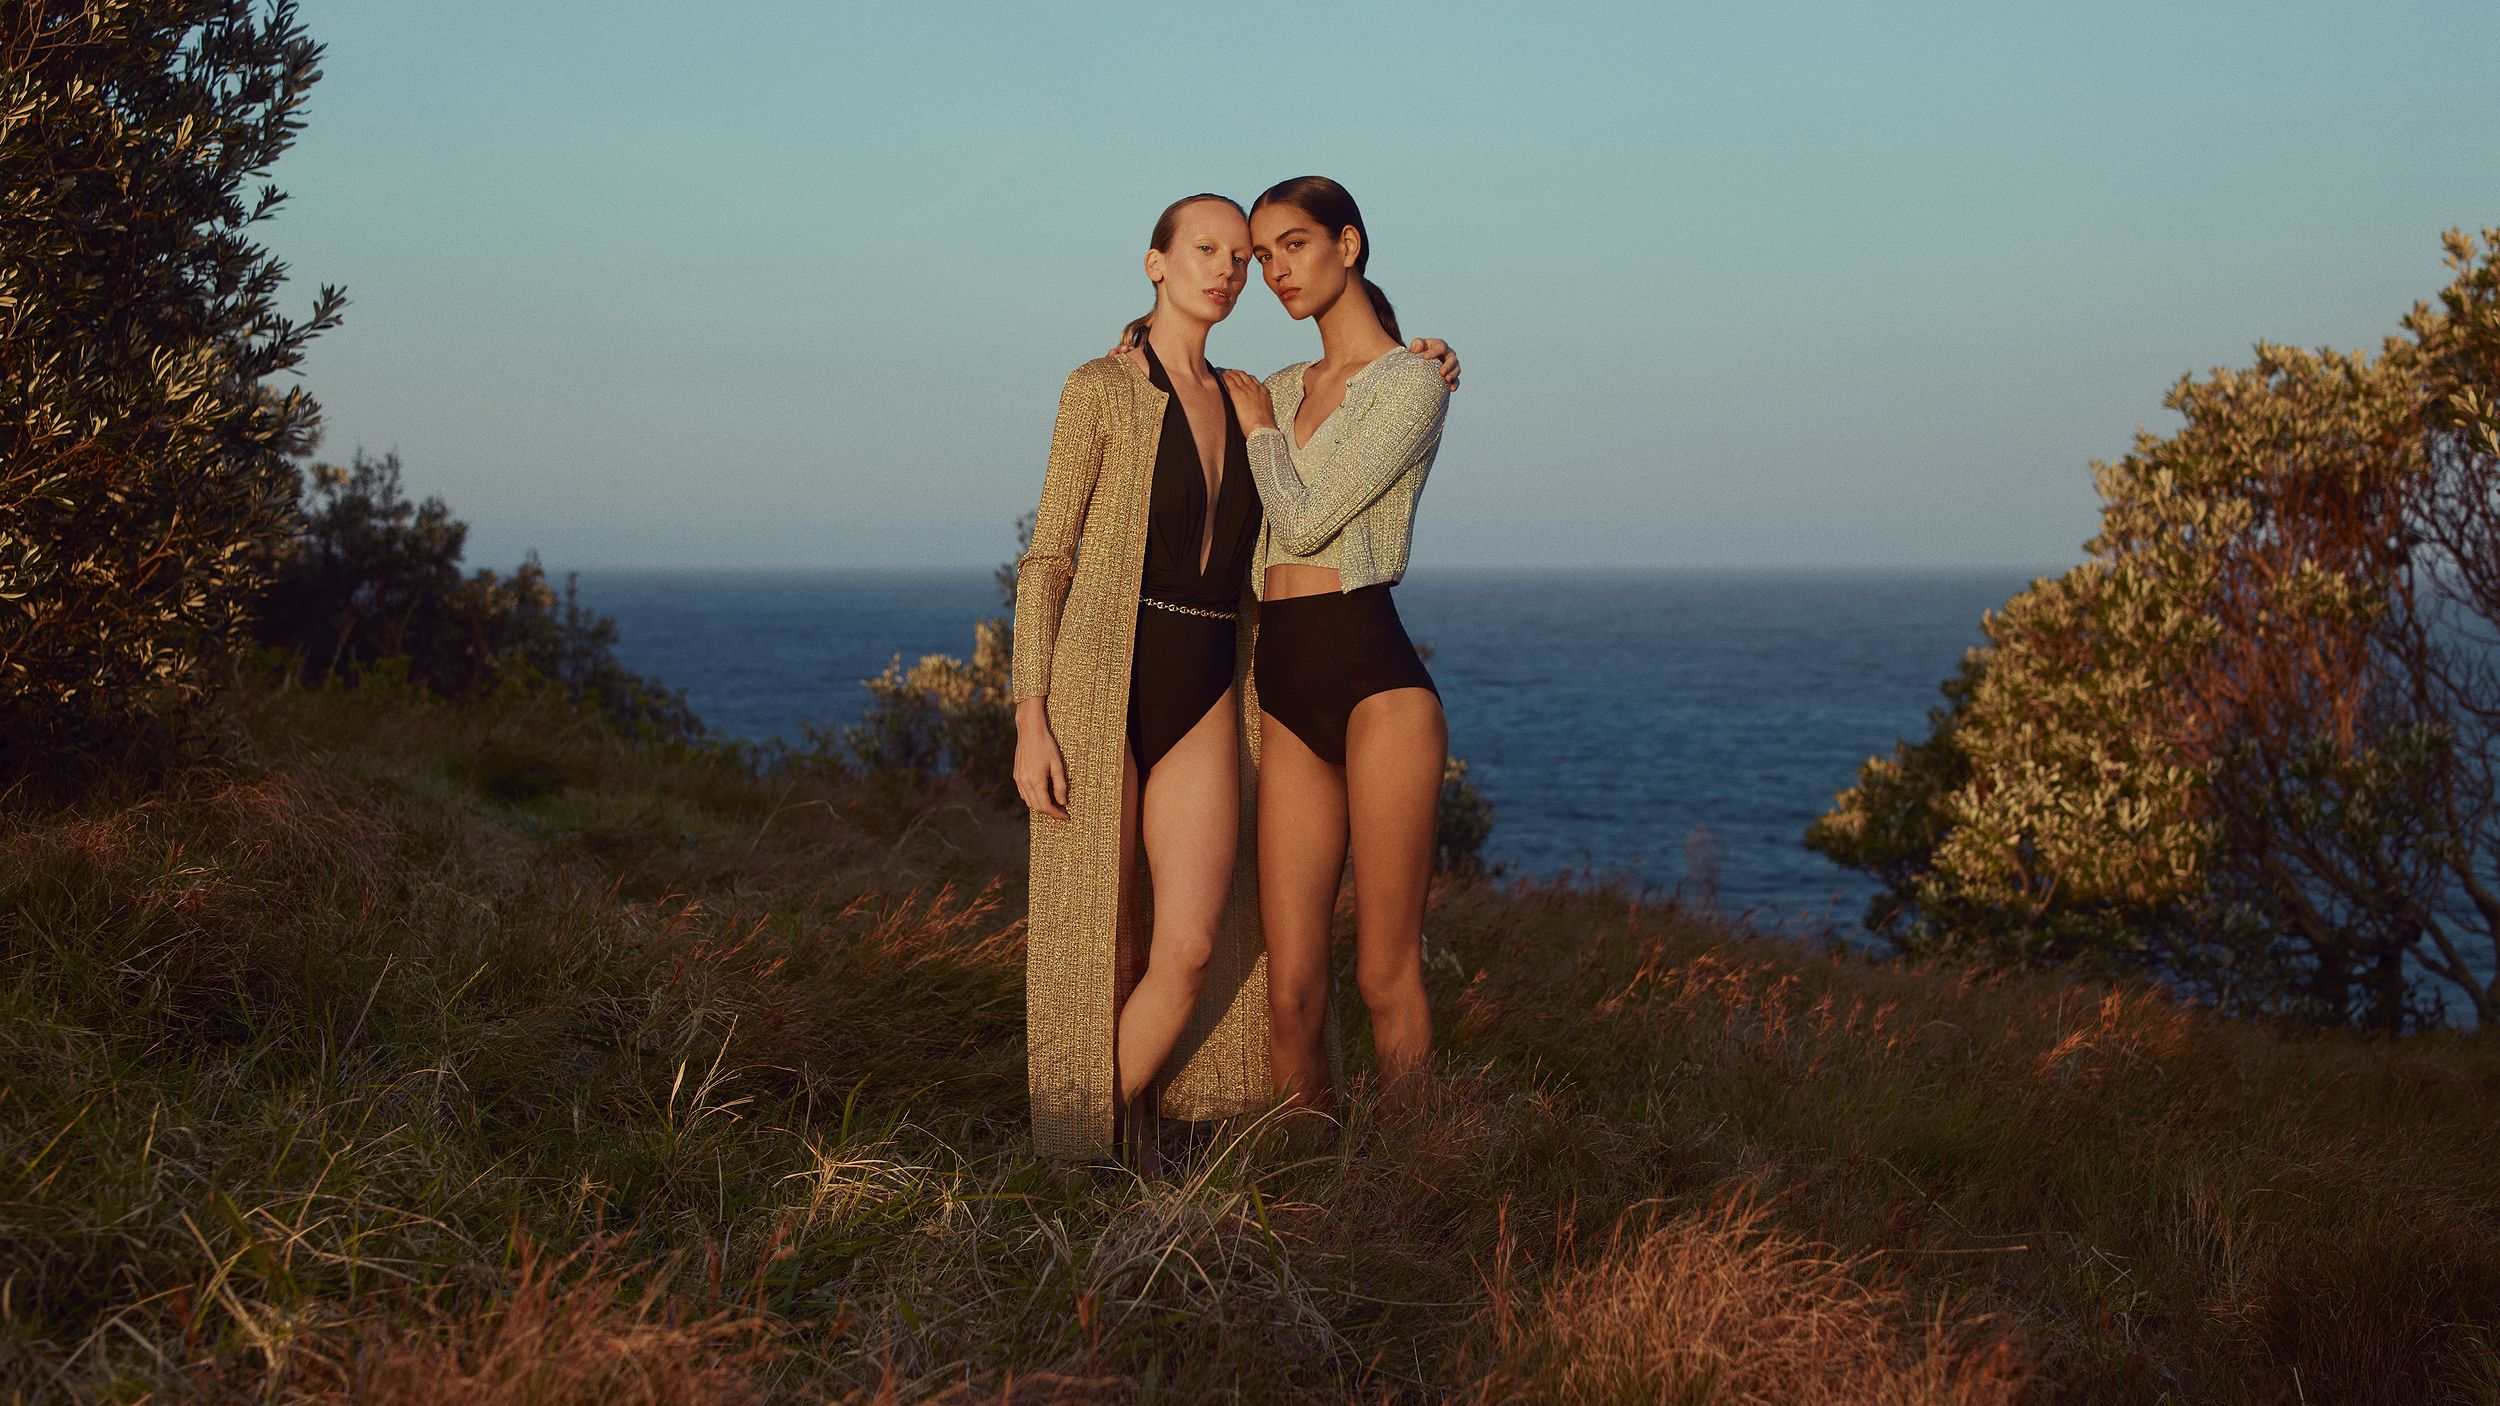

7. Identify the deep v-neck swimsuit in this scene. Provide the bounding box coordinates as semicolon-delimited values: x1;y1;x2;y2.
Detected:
1125;339;1261;777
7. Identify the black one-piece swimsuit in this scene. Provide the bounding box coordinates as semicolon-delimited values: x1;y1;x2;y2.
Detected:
1126;340;1262;778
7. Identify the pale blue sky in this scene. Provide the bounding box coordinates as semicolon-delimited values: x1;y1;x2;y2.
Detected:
261;1;2498;573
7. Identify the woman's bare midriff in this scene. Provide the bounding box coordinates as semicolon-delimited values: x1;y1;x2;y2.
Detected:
1263;564;1341;601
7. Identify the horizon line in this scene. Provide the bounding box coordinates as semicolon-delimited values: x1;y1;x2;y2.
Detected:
553;561;2073;578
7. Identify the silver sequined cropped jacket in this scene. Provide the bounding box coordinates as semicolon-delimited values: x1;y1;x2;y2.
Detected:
1246;347;1450;600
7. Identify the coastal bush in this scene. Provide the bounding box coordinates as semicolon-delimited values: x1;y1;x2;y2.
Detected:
843;519;1021;793
1811;228;2500;1031
1438;756;1496;875
846;617;1016;793
0;0;343;785
256;449;701;741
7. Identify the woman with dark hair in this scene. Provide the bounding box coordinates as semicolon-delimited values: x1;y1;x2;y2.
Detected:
1010;193;1459;1167
1220;176;1453;1138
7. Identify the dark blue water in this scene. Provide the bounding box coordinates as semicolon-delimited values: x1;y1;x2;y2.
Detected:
571;568;2036;932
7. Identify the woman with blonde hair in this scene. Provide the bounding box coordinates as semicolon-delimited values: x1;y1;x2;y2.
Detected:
1011;193;1456;1167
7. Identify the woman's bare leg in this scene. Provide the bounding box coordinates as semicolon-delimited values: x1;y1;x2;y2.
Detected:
1116;691;1241;1102
1344;687;1446;1116
1258;710;1350;1126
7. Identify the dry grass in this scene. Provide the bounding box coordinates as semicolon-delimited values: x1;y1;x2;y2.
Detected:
1466;1192;2026;1405
1;672;2495;1402
288;1237;779;1406
1426;882;2500;1401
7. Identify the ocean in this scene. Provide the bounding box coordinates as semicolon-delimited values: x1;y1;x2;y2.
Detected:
571;567;2036;933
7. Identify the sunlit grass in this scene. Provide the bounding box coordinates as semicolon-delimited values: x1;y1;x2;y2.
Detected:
1;674;2493;1401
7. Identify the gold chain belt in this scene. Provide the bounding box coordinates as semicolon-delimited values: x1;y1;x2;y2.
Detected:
1142;596;1237;621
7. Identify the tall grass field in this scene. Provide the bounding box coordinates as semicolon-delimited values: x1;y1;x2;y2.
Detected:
4;672;2495;1402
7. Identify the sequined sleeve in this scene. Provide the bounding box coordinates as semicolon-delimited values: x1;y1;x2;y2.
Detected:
1010;367;1106;702
1246;356;1449;557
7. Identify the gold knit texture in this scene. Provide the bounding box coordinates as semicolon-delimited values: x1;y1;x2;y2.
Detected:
1012;353;1343;1162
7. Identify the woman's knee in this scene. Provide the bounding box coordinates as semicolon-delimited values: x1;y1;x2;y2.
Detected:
1268;971;1329;1037
1147;921;1216;987
1355;949;1424;1014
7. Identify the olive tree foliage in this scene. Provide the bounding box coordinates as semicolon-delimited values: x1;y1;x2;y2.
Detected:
0;1;341;780
1811;230;2500;1032
2392;230;2500;1020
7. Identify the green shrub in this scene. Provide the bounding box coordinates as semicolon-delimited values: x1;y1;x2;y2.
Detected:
845;617;1015;796
1812;229;2500;1032
256;449;701;741
0;0;343;785
840;515;1022;797
1437;757;1495;876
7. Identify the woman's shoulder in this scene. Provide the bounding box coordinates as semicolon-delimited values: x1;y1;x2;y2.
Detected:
1263;360;1315;394
1349;348;1449;411
1373;347;1448;392
1053;354;1152;422
1064;354;1134;392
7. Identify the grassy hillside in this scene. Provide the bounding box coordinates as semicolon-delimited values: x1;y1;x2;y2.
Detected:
3;672;2496;1403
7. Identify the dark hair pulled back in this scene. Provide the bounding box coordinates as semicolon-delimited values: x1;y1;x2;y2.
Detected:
1251;175;1400;344
1119;192;1249;348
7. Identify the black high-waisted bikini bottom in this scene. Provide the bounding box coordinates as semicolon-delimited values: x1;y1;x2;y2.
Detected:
1253;583;1438;767
1126;601;1237;778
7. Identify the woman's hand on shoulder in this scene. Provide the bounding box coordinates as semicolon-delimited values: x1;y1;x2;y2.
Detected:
1220;369;1277;432
1408;337;1460;391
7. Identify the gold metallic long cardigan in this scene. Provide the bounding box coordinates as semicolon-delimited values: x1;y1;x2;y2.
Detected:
1011;352;1282;1161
